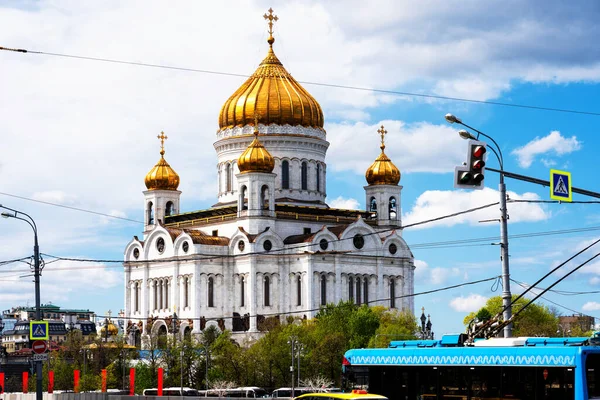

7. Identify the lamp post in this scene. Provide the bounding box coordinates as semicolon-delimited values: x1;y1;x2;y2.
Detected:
200;344;210;390
445;115;512;338
287;336;301;397
0;315;5;374
170;313;182;394
296;342;303;387
1;204;43;399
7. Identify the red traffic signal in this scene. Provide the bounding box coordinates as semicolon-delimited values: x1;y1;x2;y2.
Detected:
454;139;487;190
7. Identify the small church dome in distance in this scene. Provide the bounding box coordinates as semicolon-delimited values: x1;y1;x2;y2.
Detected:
145;131;180;191
100;319;119;336
238;119;275;173
365;125;401;186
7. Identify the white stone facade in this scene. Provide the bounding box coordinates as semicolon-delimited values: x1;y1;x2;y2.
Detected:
124;215;414;340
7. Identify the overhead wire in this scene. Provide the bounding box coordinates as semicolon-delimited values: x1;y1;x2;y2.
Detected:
488;248;600;337
93;275;500;323
1;46;600;117
511;279;599;321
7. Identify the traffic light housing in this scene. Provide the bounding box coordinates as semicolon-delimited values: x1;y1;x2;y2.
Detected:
454;139;487;189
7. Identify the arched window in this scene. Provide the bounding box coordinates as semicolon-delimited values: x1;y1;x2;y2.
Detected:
153;281;158;310
348;276;354;302
301;162;308;190
184;277;189;308
264;276;270;306
134;282;139;313
164;279;169;309
261;185;269;210
369;197;377;218
389;197;397;219
316;163;321;192
390;279;396;309
158;280;163;309
218;167;222;193
296;276;302;306
363;278;369;304
356;277;362;305
282;160;289;189
208;277;214;308
226;164;232;192
240;276;245;307
147;202;154;225
165;201;174;216
241;185;248;210
320;275;327;306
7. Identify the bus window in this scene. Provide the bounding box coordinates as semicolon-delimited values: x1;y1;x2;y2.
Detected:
588;354;600;398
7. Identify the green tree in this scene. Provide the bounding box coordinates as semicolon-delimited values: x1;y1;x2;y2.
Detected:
348;305;380;348
368;308;418;348
463;295;559;337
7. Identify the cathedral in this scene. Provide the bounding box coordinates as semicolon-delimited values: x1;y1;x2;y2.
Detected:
123;9;415;344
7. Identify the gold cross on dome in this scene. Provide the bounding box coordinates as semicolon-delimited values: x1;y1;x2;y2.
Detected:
263;8;278;37
377;125;388;150
421;306;425;314
157;131;168;152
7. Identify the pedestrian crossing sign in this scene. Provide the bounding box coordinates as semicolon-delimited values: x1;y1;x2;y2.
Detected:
30;320;49;340
550;169;572;202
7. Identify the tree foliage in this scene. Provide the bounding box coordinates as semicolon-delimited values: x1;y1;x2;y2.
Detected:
11;304;424;393
463;295;560;337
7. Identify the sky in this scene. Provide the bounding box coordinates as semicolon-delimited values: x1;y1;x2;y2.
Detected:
1;0;600;337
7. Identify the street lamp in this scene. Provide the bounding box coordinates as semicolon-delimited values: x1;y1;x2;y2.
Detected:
0;315;5;374
445;115;513;338
287;336;301;397
0;204;44;399
201;345;210;390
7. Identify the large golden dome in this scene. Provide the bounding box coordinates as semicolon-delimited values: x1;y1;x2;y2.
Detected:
145;132;180;191
218;10;323;131
238;124;275;173
365;126;401;186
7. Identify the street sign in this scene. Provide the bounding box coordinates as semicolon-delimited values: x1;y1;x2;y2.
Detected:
29;320;49;340
33;353;48;361
550;169;572;202
32;340;48;354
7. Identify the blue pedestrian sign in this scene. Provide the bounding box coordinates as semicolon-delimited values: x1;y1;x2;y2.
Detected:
550;169;572;202
29;320;49;340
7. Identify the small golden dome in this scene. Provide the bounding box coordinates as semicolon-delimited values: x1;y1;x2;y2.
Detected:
238;122;275;173
365;125;401;186
218;9;324;131
100;321;119;336
145;132;180;191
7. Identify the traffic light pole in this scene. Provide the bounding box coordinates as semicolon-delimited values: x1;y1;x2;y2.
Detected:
445;115;513;338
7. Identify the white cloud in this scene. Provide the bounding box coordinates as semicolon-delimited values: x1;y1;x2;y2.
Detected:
0;259;122;305
512;131;582;168
32;191;78;205
582;302;600;311
414;259;430;281
327;120;463;175
403;188;549;229
414;260;460;286
328;196;361;210
450;294;488;312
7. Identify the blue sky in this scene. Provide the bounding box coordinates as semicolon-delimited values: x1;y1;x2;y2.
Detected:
1;0;600;336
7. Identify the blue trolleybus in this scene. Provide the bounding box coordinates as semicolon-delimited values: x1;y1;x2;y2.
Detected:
342;333;600;400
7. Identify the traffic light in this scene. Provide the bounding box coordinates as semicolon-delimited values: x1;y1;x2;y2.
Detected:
454;139;487;189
